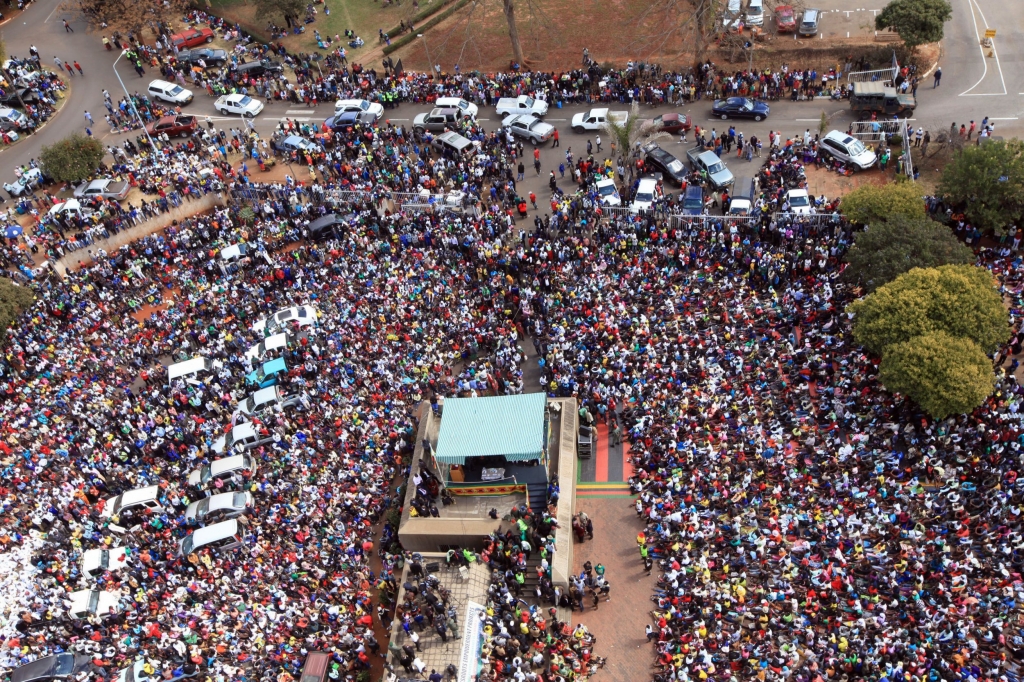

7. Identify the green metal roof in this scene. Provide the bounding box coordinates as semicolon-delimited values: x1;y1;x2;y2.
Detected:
434;394;547;465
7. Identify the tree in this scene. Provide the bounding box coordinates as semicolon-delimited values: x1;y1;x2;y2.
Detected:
601;101;669;161
875;0;952;52
840;181;926;225
629;0;722;68
849;264;1010;356
879;331;994;418
252;0;305;26
39;133;105;184
59;0;189;38
0;277;34;338
842;216;974;291
502;0;525;65
936;138;1024;235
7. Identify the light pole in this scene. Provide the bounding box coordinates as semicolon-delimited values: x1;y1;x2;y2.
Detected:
113;50;157;150
417;34;434;76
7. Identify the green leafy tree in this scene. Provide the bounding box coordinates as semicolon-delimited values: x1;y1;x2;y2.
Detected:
840;181;926;225
875;0;952;51
39;133;104;184
936;139;1024;235
601;101;668;160
848;264;1009;355
879;331;994;418
0;277;34;337
842;216;974;291
251;0;305;25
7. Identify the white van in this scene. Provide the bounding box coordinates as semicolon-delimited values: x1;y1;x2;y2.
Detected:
167;356;221;385
179;519;246;557
0;107;28;131
81;547;129;578
252;305;318;335
435;97;479;119
187;453;256;487
67;589;121;620
99;485;163;533
746;0;764;26
213;421;276;454
234;385;299;418
245;332;290;362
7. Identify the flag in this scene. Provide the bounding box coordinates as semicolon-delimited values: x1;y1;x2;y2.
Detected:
394;59;404;77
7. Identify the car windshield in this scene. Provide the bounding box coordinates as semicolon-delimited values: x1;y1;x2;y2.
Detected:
707;162;724;174
636;192;654;202
359;101;370;111
181;535;194;556
242;396;256;413
652;116;663;125
667;160;684;173
742;100;753;110
87;591;100;613
524;97;536;107
848;139;867;155
169;86;184;96
457;101;469;110
234;492;248;507
238;96;252;106
789;194;810;206
98;550;110;570
196;498;211;516
683;197;702;209
598;184;616;196
200;465;213;484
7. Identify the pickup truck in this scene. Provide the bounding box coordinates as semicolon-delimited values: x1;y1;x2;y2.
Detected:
849;81;916;120
146;115;197;137
73;178;131;201
685;146;734;190
495;95;548;118
571;108;628;133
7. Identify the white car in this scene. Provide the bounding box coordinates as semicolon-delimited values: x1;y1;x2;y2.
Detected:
501;114;555;145
571;108;628;133
215;93;264;117
4;167;46;197
435;96;479;118
631;177;662;214
595;178;621;207
334;98;383;120
147;79;194;105
495;95;548;118
786;189;812;215
820;130;878;171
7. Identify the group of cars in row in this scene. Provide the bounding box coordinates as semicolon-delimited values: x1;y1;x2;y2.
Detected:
719;0;823;37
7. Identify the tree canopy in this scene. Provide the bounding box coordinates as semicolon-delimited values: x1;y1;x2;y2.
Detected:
848;264;1009;355
879;331;995;419
875;0;952;51
936;138;1024;235
842;216;974;291
252;0;305;24
39;133;104;184
0;277;34;338
840;181;926;226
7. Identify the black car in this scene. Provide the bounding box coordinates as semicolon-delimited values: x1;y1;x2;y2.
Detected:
322;112;377;132
230;59;284;79
308;213;348;241
179;48;228;68
0;87;38;108
711;97;770;121
12;654;94;682
642;144;688;185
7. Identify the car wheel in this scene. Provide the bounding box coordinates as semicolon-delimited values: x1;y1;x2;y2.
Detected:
530;137;537;146
414;126;424;134
244;111;254;118
206;36;214;43
573;126;584;134
219;108;228;115
720;113;729;120
754;115;763;122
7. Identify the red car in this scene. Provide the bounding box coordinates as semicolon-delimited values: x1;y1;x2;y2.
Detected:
647;113;692;134
170;28;215;49
775;5;797;32
146;115;197;137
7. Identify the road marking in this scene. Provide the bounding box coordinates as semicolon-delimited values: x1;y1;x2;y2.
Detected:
278;117;310;122
285;109;315;114
960;0;1006;96
45;4;60;22
547;118;567;121
795;119;820;121
388;118;409;121
990;117;1019;120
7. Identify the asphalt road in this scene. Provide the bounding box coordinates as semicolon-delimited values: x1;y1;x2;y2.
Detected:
2;0;1023;196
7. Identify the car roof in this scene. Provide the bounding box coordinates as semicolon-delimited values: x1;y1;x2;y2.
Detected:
637;177;658;189
119;485;161;507
207;490;249;511
190;518;240;546
823;130;855;144
430;107;459;115
149;79;175;89
11;654;79;682
210;454;250;476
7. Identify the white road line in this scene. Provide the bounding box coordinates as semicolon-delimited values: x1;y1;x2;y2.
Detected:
45;4;60;22
960;0;1005;96
285;109;315;114
389;118;409;121
278;117;311;122
990;117;1019;120
972;0;1006;95
547;118;567;121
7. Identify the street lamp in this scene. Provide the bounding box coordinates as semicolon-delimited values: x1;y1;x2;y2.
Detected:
417;34;434;76
113;50;157;150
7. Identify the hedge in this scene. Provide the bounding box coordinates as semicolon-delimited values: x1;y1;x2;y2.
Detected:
382;0;474;55
384;0;460;40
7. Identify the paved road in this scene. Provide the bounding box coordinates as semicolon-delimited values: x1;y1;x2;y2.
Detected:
3;0;1023;191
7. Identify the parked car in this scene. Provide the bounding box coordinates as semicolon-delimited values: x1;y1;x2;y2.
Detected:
187;453;256;488
178;47;228;68
786;188;812;214
819;130;878;170
746;0;765;26
215;93;264;117
81;547;129;578
631;177;663;213
113;660;199;682
333;98;383;120
169;27;215;49
246;357;287;388
680;185;704;216
642;144;688;185
685;147;734;190
253;305;319;335
74;178;130;201
67;589;121;620
4;167;47;197
495;95;548;118
571;107;627;133
644;112;691;134
179;519;246;557
435;96;479;118
849;81;916;119
307;213;348;240
431;131;476;158
775;4;797;32
271;134;321;155
413;107;465;133
234;385;300;418
145;115;197;137
212;421;277;454
229;59;284;79
711;97;770;121
0;106;29;130
594;177;621;207
147;79;193;105
185;491;254;524
501;114;555;144
10;654;94;682
799;8;820;36
0;87;38;108
322;112;377;131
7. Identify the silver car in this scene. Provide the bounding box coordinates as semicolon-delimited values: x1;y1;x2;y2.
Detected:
501;114;555;145
820;130;877;171
184;491;253;524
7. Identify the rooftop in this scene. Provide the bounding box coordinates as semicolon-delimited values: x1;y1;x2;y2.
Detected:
434;393;547;465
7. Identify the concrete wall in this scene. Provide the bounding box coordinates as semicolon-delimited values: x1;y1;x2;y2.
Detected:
552;397;578;589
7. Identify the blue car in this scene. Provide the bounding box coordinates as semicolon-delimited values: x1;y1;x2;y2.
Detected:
711;97;770;121
322;111;377;132
245;357;287;388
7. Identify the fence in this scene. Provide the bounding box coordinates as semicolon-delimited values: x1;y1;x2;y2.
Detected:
667;214;761;229
847;118;914;180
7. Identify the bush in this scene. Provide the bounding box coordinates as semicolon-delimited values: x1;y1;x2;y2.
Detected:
0;278;34;338
39;133;104;183
382;0;473;55
888;133;903;146
840;181;925;225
